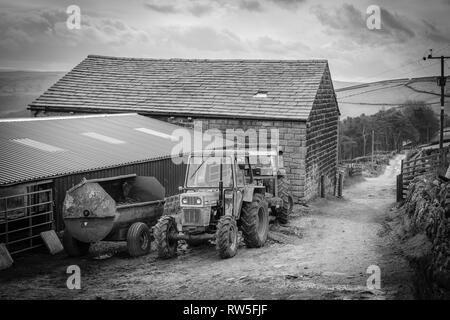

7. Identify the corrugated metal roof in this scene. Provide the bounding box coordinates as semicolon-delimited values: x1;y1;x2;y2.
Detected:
0;114;191;186
29;55;330;121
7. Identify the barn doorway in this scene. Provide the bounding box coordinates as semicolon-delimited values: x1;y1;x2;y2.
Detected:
320;175;325;198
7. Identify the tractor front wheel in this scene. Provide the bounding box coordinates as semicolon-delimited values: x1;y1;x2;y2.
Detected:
127;222;152;257
154;216;178;259
216;215;238;259
240;193;269;248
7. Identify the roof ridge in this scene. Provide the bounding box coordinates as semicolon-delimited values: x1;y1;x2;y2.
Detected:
86;54;328;63
0;113;138;123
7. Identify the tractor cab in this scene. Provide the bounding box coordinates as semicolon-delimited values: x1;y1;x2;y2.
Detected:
179;154;252;233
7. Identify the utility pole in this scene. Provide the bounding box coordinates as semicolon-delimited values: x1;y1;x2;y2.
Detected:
371;130;374;166
423;49;450;165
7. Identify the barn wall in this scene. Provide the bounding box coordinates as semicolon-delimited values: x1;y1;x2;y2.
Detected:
52;157;186;231
154;116;307;202
304;67;340;201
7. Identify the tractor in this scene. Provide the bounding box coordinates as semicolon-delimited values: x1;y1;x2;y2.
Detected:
153;147;294;259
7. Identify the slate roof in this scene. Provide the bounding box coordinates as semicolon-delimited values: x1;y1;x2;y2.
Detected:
29;55;330;121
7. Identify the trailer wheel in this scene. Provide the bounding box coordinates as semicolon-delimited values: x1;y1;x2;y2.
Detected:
63;230;90;257
154;216;178;259
216;215;238;259
278;176;294;224
127;222;152;257
240;193;269;248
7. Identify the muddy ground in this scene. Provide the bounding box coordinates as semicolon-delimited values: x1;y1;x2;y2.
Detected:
0;156;415;300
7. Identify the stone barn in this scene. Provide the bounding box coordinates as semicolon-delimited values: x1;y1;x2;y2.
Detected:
29;55;340;202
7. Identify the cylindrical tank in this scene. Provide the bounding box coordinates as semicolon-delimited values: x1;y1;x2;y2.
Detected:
63;175;165;243
63;181;118;243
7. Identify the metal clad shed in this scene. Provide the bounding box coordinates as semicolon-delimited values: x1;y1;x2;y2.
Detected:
0;113;187;254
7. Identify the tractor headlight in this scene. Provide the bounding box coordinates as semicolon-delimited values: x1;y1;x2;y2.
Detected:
196;197;202;205
181;197;188;204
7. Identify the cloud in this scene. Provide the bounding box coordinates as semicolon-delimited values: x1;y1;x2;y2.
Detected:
253;36;310;56
0;7;151;70
310;4;416;46
188;3;215;17
269;0;306;9
421;19;450;43
143;0;269;16
143;2;178;13
239;0;263;12
144;0;215;17
162;26;246;52
380;8;415;39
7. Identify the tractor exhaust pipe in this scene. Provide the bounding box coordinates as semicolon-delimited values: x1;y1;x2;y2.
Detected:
218;159;224;216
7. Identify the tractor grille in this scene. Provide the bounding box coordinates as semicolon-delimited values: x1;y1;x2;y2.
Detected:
182;207;210;226
183;208;202;224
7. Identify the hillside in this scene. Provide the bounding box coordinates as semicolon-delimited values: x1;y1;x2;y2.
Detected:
336;77;450;118
333;80;364;90
0;71;65;118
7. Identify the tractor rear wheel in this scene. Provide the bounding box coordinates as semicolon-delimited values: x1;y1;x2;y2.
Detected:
240;193;269;248
278;176;294;224
154;216;178;259
127;222;152;257
216;215;238;259
63;230;90;257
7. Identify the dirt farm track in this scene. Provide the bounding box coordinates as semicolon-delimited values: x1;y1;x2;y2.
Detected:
0;156;415;300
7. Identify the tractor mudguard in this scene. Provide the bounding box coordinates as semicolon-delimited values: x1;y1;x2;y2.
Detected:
243;186;254;202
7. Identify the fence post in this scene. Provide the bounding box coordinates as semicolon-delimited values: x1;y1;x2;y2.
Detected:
396;174;403;202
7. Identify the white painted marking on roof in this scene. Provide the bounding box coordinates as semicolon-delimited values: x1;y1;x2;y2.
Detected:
12;138;65;152
253;91;268;98
82;132;125;144
134;128;179;141
0;113;138;123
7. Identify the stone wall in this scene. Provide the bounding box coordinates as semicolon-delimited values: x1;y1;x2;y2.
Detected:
159;116;308;202
401;176;450;298
304;68;339;200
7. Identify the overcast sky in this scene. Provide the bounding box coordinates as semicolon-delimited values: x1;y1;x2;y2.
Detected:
0;0;449;82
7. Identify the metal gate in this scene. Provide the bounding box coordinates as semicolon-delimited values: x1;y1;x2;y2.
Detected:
0;181;54;254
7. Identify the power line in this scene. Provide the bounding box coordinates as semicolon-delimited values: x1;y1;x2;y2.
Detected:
395;59;440;79
353;43;450;83
356;58;423;83
338;61;441;100
434;43;450;55
338;101;442;106
338;82;406;99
